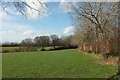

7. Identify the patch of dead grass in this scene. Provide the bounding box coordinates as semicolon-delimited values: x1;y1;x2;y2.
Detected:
78;50;118;66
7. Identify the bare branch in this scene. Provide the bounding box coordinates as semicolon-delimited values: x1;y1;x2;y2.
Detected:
0;1;47;16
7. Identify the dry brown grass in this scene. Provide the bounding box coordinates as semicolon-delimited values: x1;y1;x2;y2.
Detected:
78;49;118;66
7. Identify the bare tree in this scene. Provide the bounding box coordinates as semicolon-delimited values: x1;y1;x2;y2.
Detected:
21;38;34;51
34;36;41;48
50;34;59;49
69;2;118;56
59;35;73;48
21;38;33;46
34;36;50;51
0;0;47;17
68;2;119;76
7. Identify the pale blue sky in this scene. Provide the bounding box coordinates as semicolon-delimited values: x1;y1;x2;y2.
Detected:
1;2;75;43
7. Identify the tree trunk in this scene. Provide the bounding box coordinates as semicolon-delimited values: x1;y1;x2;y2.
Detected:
117;1;120;76
101;33;108;60
41;46;45;51
54;46;56;49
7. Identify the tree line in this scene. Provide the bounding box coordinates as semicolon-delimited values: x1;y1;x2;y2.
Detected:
68;2;120;76
69;2;119;59
2;34;77;53
20;34;77;51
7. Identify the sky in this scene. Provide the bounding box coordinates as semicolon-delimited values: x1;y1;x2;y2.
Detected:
1;2;75;43
0;0;117;43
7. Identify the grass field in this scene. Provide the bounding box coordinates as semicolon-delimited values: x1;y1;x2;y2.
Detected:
1;47;19;51
2;49;117;78
1;46;61;52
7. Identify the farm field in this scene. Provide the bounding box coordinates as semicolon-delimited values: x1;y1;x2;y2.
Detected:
1;47;19;51
1;46;62;52
2;49;117;78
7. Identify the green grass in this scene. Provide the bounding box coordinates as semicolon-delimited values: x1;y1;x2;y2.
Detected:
37;46;62;51
1;46;61;51
2;49;117;78
1;47;19;51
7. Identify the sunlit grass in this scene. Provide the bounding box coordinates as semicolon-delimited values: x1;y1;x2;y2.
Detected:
2;49;117;78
